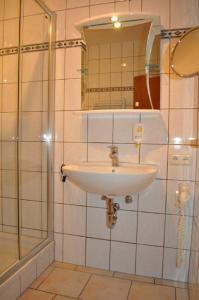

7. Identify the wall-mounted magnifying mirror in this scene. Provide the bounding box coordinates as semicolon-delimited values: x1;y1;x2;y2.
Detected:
78;14;161;111
171;26;199;77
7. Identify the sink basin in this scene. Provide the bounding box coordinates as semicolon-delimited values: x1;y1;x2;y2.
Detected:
62;163;158;196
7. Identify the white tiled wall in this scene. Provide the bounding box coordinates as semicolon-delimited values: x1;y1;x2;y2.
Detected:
49;0;199;282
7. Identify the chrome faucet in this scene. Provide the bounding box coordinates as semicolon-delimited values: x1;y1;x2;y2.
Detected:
108;145;119;167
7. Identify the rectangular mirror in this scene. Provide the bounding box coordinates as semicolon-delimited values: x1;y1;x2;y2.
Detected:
80;15;161;111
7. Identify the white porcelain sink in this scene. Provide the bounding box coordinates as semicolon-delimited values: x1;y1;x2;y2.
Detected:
61;163;158;196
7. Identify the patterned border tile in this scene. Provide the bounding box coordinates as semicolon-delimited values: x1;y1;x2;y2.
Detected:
86;86;134;93
0;28;191;56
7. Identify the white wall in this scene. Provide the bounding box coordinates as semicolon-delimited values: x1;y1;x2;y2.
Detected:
44;0;199;281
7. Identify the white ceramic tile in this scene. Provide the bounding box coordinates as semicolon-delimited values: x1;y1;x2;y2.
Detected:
113;113;140;143
65;47;82;79
115;143;139;163
139;179;166;213
166;180;194;216
2;198;18;226
2;83;18;112
64;111;87;142
114;194;138;211
64;142;87;164
110;241;136;274
136;244;163;278
138;212;165;246
21;171;41;201
63;234;85;265
55;233;63;261
65;79;81;110
22;14;44;45
22;52;43;82
160;74;169;109
140;144;168;179
87;207;110;239
87;193;106;208
111;210;137;243
168;145;196;181
165;214;192;250
2;170;17;198
90;3;114;18
86;238;110;270
23;0;43;16
21;112;42;141
55;80;65;111
1;141;17;170
163;248;190;282
36;245;50;276
66;6;89;39
170;77;198;109
3;54;18;83
44;0;66;11
88;114;113;142
67;0;89;8
3;18;19;47
54;203;63;233
4;0;20;18
64;205;86;236
169;109;197;145
20;142;42;172
55;111;64;142
64;180;86;206
170;0;199;28
88;143;111;163
142;0;170;27
0;273;20;300
22;82;43;112
56;10;66;40
141;110;168;144
56;49;65;80
21;200;42;230
160;39;170;75
2;112;17;141
20;260;37;293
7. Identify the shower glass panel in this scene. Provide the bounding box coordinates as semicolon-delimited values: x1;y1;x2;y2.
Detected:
19;0;50;258
0;0;20;275
0;0;54;279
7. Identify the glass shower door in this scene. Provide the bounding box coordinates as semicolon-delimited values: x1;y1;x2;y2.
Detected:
0;0;20;274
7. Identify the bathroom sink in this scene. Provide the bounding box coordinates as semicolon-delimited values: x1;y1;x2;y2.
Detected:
61;163;158;196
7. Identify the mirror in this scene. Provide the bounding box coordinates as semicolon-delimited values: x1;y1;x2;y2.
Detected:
171;26;199;77
79;15;161;111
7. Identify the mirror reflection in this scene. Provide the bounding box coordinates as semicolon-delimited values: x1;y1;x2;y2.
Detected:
171;26;199;77
81;17;160;110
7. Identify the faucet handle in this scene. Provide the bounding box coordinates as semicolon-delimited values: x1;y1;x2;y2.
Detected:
108;145;118;151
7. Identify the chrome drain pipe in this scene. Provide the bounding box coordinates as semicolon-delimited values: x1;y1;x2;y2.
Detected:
101;196;120;228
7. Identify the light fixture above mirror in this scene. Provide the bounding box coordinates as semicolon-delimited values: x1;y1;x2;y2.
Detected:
77;14;161;112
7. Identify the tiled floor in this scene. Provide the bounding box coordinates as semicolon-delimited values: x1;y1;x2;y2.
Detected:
19;262;189;300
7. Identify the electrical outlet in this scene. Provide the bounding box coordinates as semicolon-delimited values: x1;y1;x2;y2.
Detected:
169;154;192;165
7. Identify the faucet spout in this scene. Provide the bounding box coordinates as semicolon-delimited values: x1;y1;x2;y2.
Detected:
108;145;119;167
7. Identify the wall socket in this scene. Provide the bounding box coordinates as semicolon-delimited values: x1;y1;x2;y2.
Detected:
169;154;192;165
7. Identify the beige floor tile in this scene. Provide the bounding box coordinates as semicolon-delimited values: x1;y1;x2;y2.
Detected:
52;261;77;270
76;265;113;277
39;268;90;298
31;266;54;289
128;282;175;300
80;274;131;300
54;296;77;300
176;288;189;300
19;289;55;300
114;272;154;283
155;278;188;289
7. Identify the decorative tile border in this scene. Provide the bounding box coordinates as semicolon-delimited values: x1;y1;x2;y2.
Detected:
86;86;134;93
161;28;190;39
0;39;86;56
0;28;191;56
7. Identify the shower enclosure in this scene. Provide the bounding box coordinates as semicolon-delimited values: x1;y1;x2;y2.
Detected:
0;0;55;282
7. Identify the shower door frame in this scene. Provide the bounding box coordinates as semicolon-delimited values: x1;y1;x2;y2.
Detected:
0;0;56;284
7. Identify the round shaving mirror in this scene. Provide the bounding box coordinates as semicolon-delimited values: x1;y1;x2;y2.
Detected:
171;26;199;77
